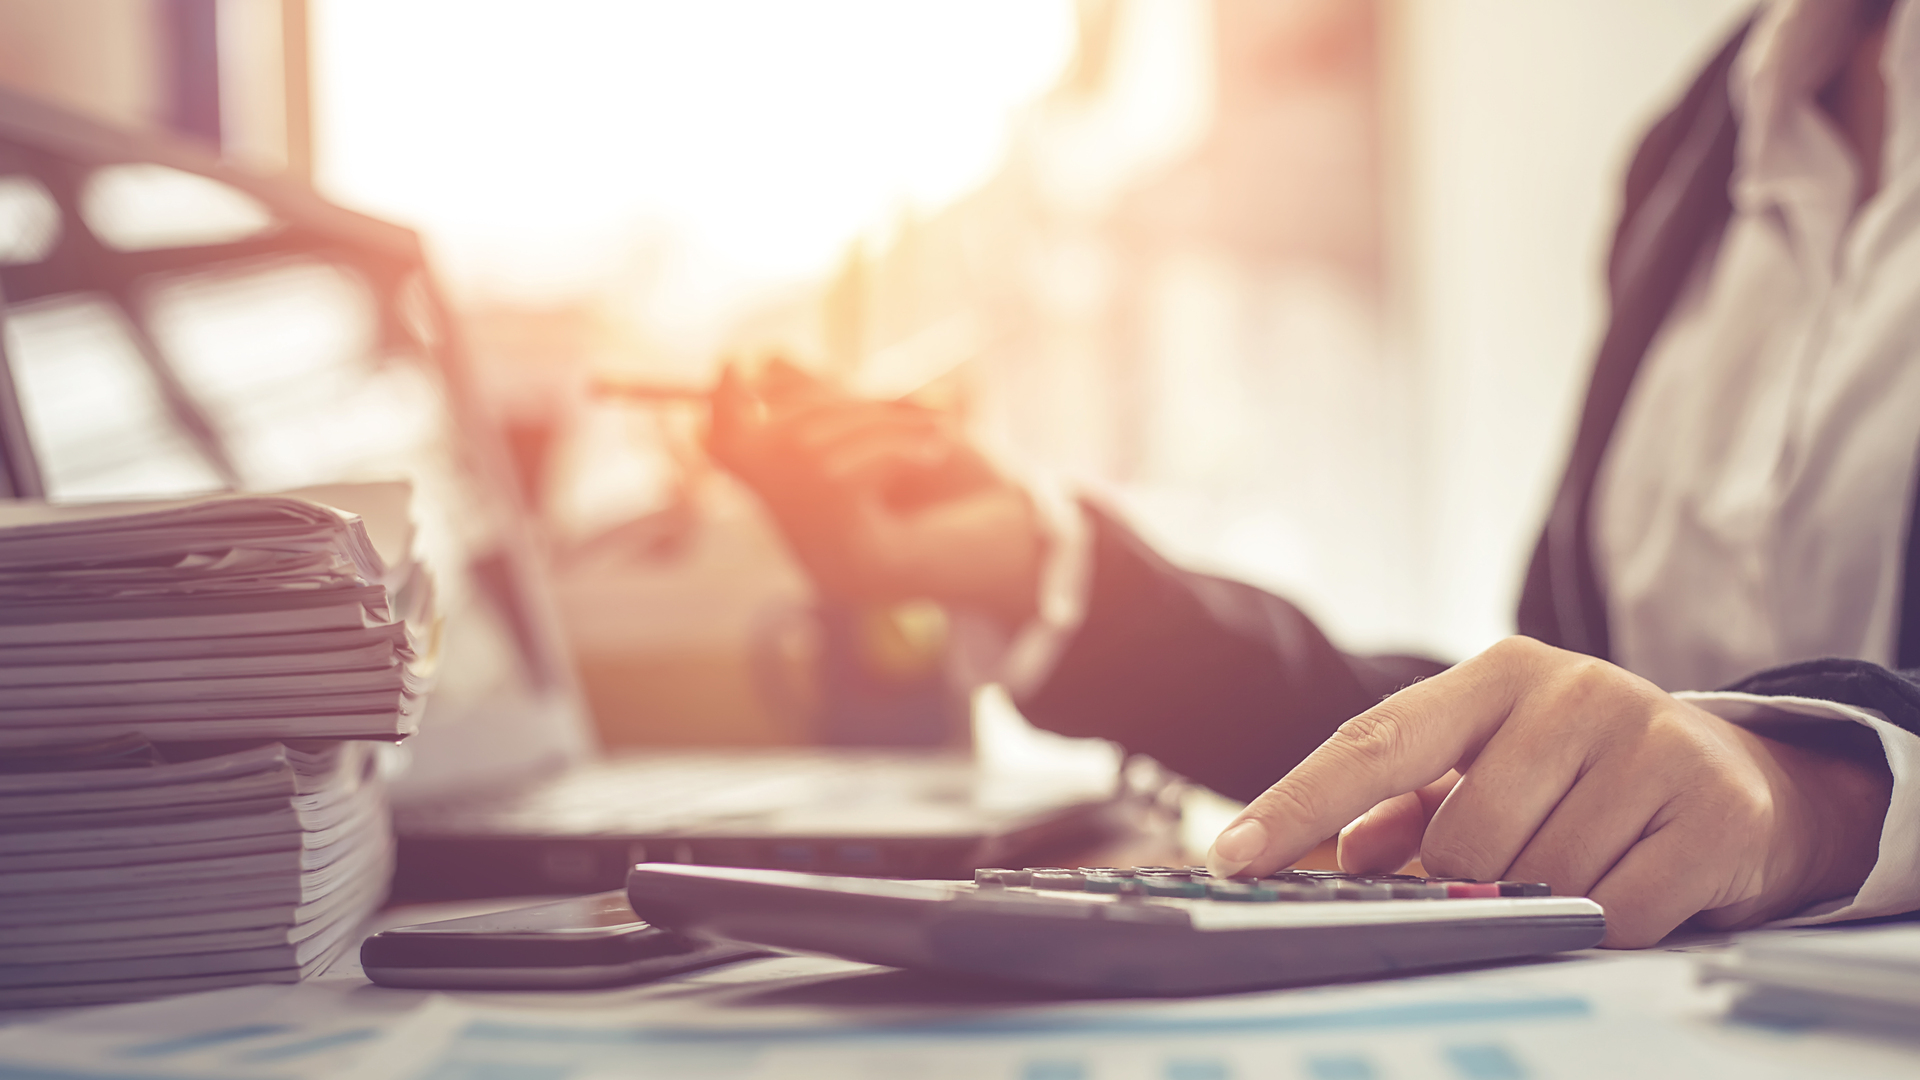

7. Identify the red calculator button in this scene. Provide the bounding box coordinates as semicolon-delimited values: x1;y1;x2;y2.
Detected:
1445;882;1501;898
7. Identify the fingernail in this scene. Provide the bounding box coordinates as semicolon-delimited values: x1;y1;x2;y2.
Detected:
1206;818;1269;878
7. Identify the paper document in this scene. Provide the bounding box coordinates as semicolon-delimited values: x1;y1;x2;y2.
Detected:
5;949;1920;1078
0;742;391;1008
0;485;430;745
1702;923;1920;1029
0;983;462;1080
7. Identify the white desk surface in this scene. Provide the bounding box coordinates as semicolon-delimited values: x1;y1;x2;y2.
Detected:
3;898;1918;1080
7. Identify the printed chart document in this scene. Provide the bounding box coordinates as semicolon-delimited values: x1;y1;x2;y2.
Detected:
4;949;1919;1079
0;982;460;1080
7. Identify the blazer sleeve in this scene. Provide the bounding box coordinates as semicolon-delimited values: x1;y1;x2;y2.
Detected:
1721;659;1920;738
1014;501;1446;802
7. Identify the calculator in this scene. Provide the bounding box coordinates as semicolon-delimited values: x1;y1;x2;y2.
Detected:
625;863;1607;995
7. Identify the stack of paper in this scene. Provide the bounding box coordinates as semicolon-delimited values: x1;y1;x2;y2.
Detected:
0;488;431;746
0;486;430;1006
0;739;392;1007
1701;926;1920;1030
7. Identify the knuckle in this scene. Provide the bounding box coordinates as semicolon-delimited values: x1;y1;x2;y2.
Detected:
1484;634;1549;671
1476;636;1576;711
1332;703;1413;767
1530;656;1663;751
1252;777;1330;831
1487;634;1541;658
1558;655;1618;696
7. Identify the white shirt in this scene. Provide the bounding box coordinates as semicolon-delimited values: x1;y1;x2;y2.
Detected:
1598;0;1920;693
974;0;1920;925
1594;0;1920;923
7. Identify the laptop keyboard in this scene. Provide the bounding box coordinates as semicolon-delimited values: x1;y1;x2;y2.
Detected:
400;752;1100;836
975;866;1553;899
419;763;827;834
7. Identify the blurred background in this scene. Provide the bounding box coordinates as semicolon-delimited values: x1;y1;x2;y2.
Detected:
0;0;1752;757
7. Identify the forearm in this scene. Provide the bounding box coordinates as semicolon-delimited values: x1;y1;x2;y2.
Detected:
1016;502;1445;801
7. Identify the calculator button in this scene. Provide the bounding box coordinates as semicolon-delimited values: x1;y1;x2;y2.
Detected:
1083;875;1132;894
974;868;1015;886
1132;866;1185;877
1498;881;1552;897
1142;877;1208;898
1365;879;1447;899
1031;870;1085;890
1269;882;1336;901
1445;882;1501;898
1331;881;1395;901
1207;881;1277;902
1078;867;1133;877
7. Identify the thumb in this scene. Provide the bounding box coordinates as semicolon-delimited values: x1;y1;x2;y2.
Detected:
707;362;757;461
1337;772;1458;875
758;356;830;401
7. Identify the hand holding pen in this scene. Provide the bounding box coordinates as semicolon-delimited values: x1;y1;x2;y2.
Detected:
623;357;1048;630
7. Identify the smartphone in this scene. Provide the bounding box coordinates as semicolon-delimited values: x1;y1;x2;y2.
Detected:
360;891;765;989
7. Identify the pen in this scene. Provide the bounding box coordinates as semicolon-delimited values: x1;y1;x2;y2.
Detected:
589;378;712;403
590;313;990;406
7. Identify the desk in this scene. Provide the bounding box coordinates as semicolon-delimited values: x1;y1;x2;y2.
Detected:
4;900;1919;1080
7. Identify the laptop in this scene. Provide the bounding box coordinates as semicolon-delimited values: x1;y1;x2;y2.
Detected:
389;748;1129;899
0;83;1123;903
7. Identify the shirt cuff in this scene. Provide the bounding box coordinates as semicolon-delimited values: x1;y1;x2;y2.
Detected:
946;474;1092;698
1674;689;1920;926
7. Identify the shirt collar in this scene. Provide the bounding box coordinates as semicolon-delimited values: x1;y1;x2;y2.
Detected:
1731;0;1902;273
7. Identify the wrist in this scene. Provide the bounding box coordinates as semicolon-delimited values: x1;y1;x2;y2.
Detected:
894;485;1042;631
956;494;1043;632
1754;730;1892;921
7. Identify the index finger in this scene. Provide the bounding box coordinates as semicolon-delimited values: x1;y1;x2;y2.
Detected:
1205;642;1527;878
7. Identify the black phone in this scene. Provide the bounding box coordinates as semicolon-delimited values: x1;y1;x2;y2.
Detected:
360;891;764;989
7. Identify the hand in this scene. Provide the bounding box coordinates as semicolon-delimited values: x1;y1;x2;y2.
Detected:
1205;636;1893;946
706;360;1043;627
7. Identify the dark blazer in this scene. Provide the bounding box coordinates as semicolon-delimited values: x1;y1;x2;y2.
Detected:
1017;22;1920;803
